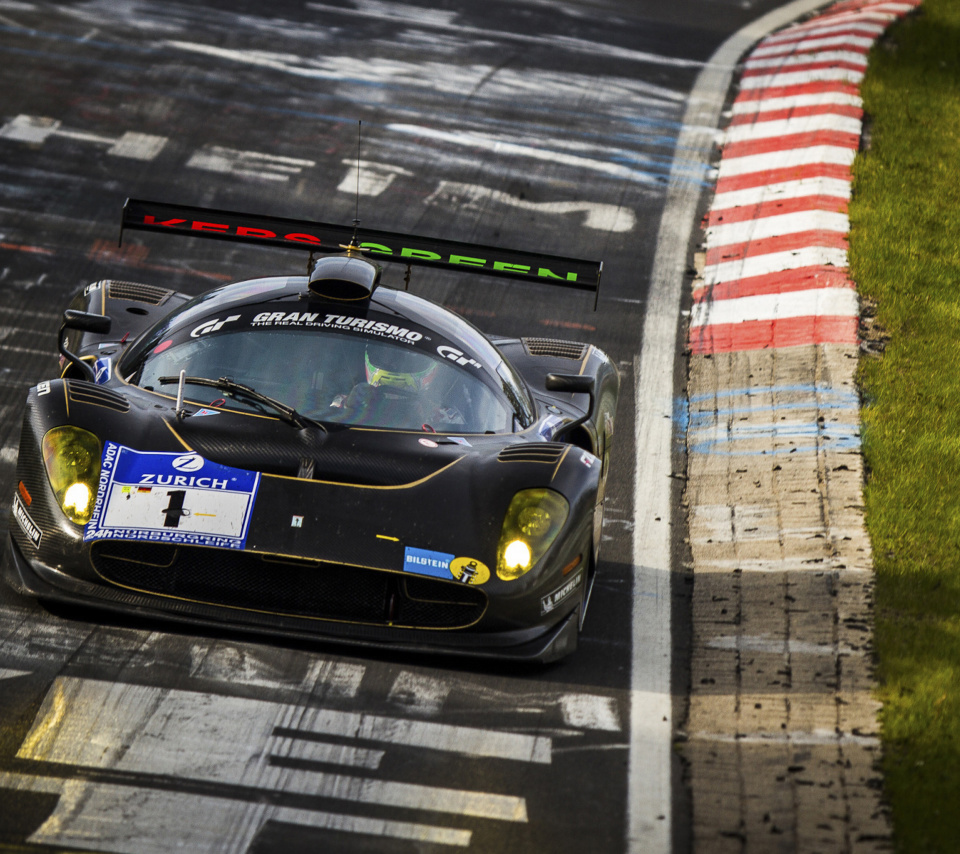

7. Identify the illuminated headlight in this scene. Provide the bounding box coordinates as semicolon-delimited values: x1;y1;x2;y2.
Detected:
496;489;569;581
41;426;101;525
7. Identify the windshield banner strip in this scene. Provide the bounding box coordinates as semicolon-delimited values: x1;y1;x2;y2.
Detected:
121;198;601;292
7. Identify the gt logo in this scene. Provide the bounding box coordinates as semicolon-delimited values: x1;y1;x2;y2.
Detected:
437;345;482;370
191;315;240;338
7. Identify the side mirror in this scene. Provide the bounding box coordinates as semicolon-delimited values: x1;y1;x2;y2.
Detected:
63;309;112;335
60;310;112;382
545;373;595;442
545;373;594;396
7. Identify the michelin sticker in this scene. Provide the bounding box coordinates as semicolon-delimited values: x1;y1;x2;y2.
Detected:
541;570;583;615
12;494;42;549
84;442;260;549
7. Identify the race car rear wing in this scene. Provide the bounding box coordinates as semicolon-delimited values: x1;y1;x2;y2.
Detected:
120;198;602;299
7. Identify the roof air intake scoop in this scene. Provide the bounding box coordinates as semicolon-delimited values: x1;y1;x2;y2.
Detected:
307;250;381;301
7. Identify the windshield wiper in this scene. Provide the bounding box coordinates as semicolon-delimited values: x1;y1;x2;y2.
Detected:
159;375;325;431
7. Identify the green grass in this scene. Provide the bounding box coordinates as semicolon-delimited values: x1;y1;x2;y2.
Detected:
850;1;960;849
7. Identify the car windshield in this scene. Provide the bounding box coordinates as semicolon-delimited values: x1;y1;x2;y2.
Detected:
136;327;516;433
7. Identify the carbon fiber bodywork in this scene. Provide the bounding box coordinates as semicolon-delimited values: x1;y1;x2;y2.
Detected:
6;271;618;663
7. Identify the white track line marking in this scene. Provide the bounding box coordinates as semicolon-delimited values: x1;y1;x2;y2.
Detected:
388;123;663;184
387;671;452;716
299;706;552;763
625;2;828;851
338;159;412;197
108;131;168;160
559;694;622;732
278;738;385;770
0;667;30;680
303;1;704;69
0;114;167;160
16;677;531;837
425;181;637;232
185;145;315;181
0;776;474;851
19;676;551;766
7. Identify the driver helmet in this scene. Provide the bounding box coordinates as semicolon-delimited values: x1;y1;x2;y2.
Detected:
364;343;438;391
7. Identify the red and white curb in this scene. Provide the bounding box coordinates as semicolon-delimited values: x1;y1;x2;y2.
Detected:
690;0;921;355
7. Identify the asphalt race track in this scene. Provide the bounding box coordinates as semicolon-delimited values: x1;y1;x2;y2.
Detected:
0;1;803;851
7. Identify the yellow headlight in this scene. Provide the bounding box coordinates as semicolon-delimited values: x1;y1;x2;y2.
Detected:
503;539;532;571
63;482;91;517
496;488;569;581
41;426;101;525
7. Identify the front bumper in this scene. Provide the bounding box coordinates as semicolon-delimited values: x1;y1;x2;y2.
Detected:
4;534;580;663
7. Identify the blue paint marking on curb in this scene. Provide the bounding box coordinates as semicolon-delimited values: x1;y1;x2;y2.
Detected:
688;398;858;426
688;422;862;456
687;384;859;404
682;384;862;456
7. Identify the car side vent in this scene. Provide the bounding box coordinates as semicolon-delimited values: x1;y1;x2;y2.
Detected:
497;443;566;464
522;337;588;360
106;280;174;305
66;381;130;413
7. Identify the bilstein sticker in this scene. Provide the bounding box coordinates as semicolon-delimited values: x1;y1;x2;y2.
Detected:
449;557;490;585
403;546;455;579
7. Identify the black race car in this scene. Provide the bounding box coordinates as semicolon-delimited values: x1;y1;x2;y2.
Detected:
5;199;618;662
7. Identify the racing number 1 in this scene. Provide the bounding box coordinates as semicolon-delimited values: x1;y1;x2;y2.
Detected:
162;490;188;528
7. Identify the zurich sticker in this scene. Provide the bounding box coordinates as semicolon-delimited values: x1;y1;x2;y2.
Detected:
84;442;260;549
